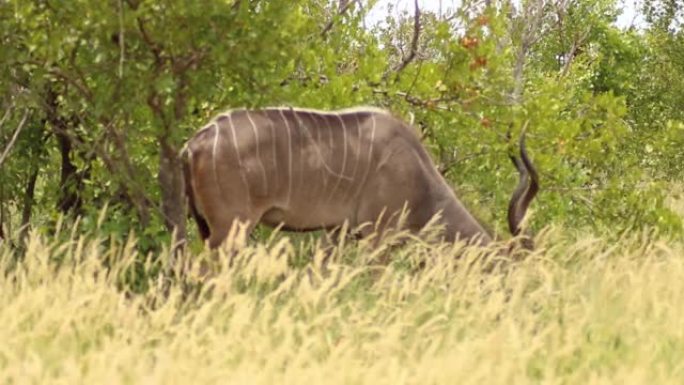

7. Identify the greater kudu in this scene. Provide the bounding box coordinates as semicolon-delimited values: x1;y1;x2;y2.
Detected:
181;107;538;249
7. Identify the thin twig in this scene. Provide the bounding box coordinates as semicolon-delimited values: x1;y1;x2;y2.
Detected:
0;109;30;168
509;0;547;105
321;0;357;38
118;0;125;79
136;16;164;67
372;89;452;111
405;51;425;96
560;29;590;77
393;0;421;74
0;102;14;129
44;65;93;100
439;149;491;176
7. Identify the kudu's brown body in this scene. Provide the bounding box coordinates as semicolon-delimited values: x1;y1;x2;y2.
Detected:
182;107;538;249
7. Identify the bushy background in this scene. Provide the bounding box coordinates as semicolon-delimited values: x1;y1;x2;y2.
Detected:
1;0;683;249
3;2;684;383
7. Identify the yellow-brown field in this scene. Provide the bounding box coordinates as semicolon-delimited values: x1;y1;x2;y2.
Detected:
2;225;684;384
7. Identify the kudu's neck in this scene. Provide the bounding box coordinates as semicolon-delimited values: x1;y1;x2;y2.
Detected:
430;179;493;246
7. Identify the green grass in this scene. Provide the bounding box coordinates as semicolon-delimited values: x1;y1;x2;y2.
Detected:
2;225;684;384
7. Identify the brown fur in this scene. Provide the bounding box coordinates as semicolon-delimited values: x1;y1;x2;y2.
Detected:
182;107;538;249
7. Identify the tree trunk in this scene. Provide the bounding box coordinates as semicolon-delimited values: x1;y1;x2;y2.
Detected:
46;86;86;216
56;129;83;215
158;139;186;248
19;168;39;242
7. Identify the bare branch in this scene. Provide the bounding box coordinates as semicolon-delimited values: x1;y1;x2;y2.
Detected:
372;88;471;111
373;89;450;110
118;0;126;79
0;109;30;168
32;63;94;101
560;29;590;77
438;148;491;176
509;0;547;105
0;103;14;129
321;0;358;38
136;16;164;67
393;0;422;74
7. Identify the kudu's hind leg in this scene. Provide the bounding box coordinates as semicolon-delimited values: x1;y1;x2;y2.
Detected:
205;212;260;249
196;211;260;276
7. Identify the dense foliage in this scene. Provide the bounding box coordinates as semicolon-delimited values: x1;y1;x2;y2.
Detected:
1;0;683;251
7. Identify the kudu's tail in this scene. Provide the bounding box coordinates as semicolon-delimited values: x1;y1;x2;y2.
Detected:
181;145;211;241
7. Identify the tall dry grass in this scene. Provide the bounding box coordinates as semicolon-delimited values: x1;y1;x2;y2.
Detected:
2;224;684;384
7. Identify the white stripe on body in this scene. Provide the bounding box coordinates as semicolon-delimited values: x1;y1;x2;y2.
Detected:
310;113;324;206
267;114;278;196
262;106;390;116
198;106;390;136
292;109;305;206
325;114;350;204
245;111;268;194
211;122;221;191
226;113;253;206
353;113;376;200
298;112;351;181
200;107;385;210
346;113;363;200
278;109;294;207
